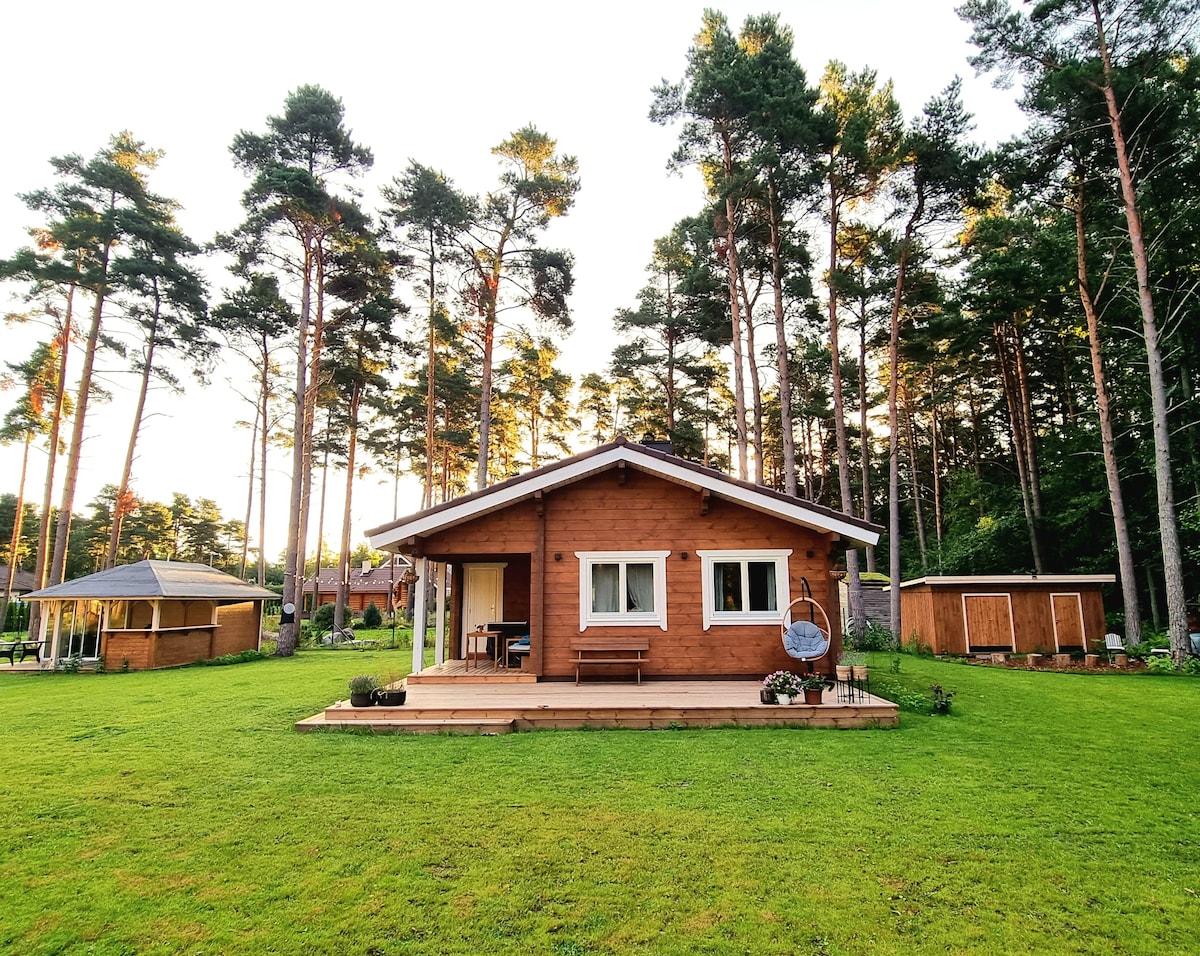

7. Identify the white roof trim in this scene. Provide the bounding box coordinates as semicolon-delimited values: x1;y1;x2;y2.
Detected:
895;574;1116;590
369;444;880;550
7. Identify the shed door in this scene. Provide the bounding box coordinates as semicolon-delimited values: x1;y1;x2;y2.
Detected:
1050;592;1085;652
961;594;1015;652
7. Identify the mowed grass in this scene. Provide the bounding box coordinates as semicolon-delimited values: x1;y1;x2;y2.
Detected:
1;653;1197;955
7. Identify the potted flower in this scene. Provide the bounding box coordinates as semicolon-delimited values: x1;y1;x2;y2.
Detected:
835;651;854;682
799;674;827;705
348;674;380;707
763;670;801;705
373;672;407;707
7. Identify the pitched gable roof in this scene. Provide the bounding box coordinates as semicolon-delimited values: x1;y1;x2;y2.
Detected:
367;437;882;550
24;560;278;601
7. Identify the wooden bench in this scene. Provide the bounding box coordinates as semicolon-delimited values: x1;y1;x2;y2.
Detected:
1;640;44;665
570;637;649;684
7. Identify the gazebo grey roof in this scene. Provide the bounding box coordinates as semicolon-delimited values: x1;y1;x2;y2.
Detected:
23;560;278;602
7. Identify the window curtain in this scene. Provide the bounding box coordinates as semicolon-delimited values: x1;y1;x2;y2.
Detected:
625;563;655;612
714;563;742;611
748;562;777;611
592;563;620;613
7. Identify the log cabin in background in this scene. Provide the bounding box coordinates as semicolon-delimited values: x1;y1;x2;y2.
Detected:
367;437;882;681
300;555;413;619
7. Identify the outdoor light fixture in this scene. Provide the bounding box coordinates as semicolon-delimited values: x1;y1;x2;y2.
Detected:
401;567;418;586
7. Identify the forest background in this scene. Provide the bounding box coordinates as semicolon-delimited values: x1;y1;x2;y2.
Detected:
1;1;1197;652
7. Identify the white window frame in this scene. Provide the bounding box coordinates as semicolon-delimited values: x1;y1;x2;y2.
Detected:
576;551;670;631
697;549;792;630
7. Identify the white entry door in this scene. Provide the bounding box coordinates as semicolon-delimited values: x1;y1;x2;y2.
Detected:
462;563;505;657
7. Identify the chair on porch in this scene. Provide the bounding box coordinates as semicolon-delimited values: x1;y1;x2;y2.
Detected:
781;582;832;674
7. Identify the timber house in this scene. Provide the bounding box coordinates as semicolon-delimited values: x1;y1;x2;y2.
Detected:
366;437;882;682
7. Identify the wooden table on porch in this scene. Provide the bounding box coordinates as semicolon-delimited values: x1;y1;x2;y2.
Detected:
464;631;499;672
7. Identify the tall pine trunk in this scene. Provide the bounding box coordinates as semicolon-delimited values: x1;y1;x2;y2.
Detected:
105;288;161;568
1092;0;1187;658
1073;177;1142;642
50;240;111;587
767;180;799;495
828;192;864;634
28;302;73;639
278;239;313;655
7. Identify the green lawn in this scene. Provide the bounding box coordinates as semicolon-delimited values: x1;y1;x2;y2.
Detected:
1;653;1197;955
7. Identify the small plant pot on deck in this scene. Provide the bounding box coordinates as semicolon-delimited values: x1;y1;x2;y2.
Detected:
851;665;868;681
803;687;824;705
373;689;407;707
349;693;375;708
835;665;852;681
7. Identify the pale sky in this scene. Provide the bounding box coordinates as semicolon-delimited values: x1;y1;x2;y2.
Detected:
0;0;1025;563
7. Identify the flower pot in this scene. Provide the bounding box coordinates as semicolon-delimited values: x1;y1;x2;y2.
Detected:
851;665;868;681
835;665;852;681
775;694;792;706
803;687;823;705
373;689;406;707
349;692;375;708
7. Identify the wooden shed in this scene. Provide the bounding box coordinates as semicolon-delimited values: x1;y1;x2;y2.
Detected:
24;560;277;670
367;437;881;681
896;575;1115;656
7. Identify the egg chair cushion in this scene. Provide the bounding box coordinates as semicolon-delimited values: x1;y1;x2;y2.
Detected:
783;619;829;659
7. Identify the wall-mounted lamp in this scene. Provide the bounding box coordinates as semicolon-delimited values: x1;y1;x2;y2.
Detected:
554;552;563;561
680;551;689;560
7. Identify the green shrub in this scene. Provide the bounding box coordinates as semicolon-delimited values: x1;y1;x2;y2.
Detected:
1145;654;1177;674
362;601;383;628
201;649;268;667
311;603;336;631
857;621;895;651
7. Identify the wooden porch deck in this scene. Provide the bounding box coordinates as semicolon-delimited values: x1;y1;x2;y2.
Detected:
405;658;537;684
296;679;899;734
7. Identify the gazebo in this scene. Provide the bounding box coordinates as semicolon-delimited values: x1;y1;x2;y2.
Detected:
23;560;277;670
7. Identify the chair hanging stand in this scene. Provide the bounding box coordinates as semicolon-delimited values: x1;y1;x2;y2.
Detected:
780;579;832;672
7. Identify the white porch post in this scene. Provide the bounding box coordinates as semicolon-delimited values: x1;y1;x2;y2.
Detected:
411;556;428;674
42;602;58;669
434;562;447;665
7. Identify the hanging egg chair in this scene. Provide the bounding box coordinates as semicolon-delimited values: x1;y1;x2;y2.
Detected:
780;577;832;669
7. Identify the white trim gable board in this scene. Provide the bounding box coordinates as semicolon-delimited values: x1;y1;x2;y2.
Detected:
368;438;881;551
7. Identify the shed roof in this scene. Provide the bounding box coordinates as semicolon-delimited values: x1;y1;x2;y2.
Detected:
367;437;882;550
896;574;1116;590
24;560;279;602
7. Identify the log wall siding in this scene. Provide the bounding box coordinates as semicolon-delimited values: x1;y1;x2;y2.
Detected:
100;602;261;671
420;470;843;678
902;583;1107;655
103;632;153;670
214;601;261;656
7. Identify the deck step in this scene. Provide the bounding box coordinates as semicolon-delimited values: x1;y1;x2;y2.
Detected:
296;714;515;735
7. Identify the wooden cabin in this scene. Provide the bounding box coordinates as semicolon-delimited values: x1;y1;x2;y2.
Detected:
367;438;881;680
300;557;412;618
23;560;277;670
896;575;1115;656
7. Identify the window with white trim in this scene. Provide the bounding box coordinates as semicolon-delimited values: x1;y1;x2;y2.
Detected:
697;549;791;629
576;551;670;630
